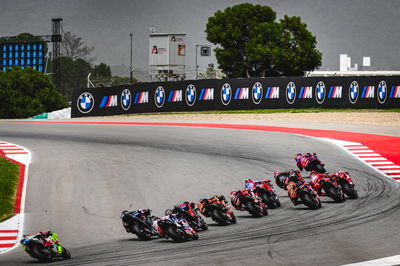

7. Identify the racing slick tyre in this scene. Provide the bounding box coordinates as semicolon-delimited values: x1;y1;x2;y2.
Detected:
244;201;262;218
211;209;228;226
32;246;52;263
166;227;185;242
261;191;280;209
61;247;71;259
229;213;237;224
326;187;346;203
300;193;321;210
132;223;151;241
342;183;358;199
315;164;326;173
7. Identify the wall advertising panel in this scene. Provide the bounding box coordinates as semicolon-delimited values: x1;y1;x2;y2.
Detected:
72;76;400;118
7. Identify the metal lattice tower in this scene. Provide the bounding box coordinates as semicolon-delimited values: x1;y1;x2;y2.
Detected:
51;18;62;94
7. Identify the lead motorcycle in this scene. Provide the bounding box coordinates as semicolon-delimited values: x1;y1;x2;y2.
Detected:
230;189;268;217
121;210;158;240
288;181;322;209
21;235;71;262
157;213;198;242
198;196;236;226
296;153;326;173
310;172;346;203
253;180;281;209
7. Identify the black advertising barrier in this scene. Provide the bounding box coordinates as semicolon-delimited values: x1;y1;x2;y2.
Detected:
71;76;400;118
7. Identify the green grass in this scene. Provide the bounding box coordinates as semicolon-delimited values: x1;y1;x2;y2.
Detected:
126;108;400;116
0;157;19;222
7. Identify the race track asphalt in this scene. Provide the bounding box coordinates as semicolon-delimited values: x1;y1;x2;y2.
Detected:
0;122;399;265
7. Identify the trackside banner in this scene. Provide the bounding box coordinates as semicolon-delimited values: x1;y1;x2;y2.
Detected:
71;76;400;117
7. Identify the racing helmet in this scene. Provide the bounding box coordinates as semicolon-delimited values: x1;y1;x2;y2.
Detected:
273;170;280;177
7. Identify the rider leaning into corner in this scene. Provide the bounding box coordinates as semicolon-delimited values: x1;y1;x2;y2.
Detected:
121;208;159;235
22;230;62;254
274;169;307;205
295;153;322;171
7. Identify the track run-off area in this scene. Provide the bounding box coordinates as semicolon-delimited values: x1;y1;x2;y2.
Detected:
0;120;399;265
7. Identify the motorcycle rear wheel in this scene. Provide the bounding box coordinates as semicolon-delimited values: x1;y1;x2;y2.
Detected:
315;164;326;173
325;186;346;203
166;227;185;242
245;201;262;217
132;223;151;241
211;209;228;225
342;183;358;199
61;247;71;259
300;193;321;210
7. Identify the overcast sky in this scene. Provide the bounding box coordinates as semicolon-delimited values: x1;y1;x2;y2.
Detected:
1;0;399;78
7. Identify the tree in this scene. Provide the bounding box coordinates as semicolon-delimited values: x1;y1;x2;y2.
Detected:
61;31;94;61
205;3;322;77
93;63;111;78
199;63;217;79
0;67;66;118
48;56;92;101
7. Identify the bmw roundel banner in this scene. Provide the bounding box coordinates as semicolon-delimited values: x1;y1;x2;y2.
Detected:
71;76;400;117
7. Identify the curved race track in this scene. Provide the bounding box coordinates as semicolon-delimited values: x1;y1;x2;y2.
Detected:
0;122;399;265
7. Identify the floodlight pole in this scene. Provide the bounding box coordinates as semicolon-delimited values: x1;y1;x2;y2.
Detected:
195;45;200;79
130;33;133;83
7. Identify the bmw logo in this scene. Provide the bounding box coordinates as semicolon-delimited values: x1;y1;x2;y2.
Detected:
154;86;165;108
286;82;296;104
315;81;326;104
221;83;232;105
121;89;132;111
185;84;196;106
252;82;263;104
77;92;94;114
349;81;359;104
377;80;387;104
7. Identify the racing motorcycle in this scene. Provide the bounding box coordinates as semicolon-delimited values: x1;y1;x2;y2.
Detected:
120;210;158;240
333;171;358;199
297;153;326;173
198;197;236;226
21;235;71;262
172;205;208;231
157;215;198;242
253;180;281;209
310;172;346;203
289;181;322;210
230;189;268;217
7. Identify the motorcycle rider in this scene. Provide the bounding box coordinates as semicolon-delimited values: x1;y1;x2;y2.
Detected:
309;172;327;197
274;170;307;205
198;195;228;217
274;169;304;189
155;209;195;238
175;202;200;221
295;153;322;171
22;230;62;254
121;208;158;235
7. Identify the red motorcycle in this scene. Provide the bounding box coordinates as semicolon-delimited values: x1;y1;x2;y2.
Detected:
310;172;346;203
331;171;358;199
253;180;281;209
230;189;268;217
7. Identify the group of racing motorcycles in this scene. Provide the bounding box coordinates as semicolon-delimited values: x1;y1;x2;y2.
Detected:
20;152;358;262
